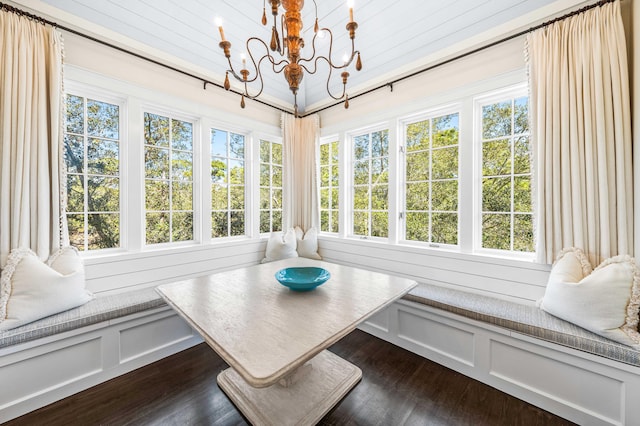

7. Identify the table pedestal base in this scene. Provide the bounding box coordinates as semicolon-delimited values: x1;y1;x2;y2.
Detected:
217;350;362;426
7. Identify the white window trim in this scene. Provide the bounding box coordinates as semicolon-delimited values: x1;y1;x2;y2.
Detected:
208;125;252;241
346;122;391;241
318;134;340;235
255;132;284;236
64;82;128;256
472;83;534;261
140;104;201;249
397;103;462;250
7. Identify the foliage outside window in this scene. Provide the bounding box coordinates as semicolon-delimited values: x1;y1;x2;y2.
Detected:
211;129;245;238
65;94;121;251
480;96;533;252
320;140;339;233
259;140;283;233
404;113;459;245
144;112;194;244
352;129;389;238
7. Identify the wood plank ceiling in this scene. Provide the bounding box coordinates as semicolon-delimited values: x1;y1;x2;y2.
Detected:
39;0;583;113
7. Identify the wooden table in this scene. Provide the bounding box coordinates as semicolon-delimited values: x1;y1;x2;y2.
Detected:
157;258;417;425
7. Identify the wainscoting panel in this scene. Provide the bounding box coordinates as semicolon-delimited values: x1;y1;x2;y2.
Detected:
489;339;623;425
119;311;195;363
363;308;390;333
397;307;475;367
0;336;103;411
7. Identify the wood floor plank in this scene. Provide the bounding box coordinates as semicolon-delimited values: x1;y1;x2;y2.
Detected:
5;330;576;426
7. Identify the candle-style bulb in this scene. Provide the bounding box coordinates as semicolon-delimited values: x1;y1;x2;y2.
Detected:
347;0;354;22
214;17;226;41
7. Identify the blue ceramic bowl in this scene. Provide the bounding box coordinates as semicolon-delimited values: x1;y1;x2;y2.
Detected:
275;267;331;291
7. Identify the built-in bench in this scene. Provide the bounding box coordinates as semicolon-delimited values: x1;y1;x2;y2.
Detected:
360;283;640;426
3;271;639;425
0;287;202;423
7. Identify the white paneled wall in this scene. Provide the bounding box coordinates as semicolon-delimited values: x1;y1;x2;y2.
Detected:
84;239;267;294
319;237;550;303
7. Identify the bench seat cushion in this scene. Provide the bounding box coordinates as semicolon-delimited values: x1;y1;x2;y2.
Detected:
404;284;640;367
0;288;165;349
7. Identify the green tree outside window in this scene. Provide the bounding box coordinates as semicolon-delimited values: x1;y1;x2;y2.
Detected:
211;129;246;238
352;130;389;238
64;94;121;251
259;140;283;233
320;140;339;233
480;96;533;252
404;113;460;245
144;112;194;244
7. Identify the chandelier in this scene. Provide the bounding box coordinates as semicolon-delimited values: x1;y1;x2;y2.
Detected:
215;0;362;116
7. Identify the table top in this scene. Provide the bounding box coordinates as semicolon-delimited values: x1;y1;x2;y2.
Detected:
156;258;417;388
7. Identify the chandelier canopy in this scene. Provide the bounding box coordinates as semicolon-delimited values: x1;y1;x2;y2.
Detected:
215;0;362;116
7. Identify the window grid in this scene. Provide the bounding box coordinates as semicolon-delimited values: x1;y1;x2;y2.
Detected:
211;129;245;238
144;112;194;245
480;96;532;252
320;140;339;233
259;140;283;233
403;113;459;246
352;129;389;238
64;94;121;251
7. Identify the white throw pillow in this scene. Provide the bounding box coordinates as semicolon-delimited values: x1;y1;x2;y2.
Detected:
261;229;299;263
295;226;321;260
538;248;640;348
0;247;94;331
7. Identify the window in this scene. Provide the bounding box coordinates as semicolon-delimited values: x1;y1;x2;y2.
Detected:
144;112;194;244
319;139;339;233
259;139;283;233
64;94;121;251
211;129;245;238
403;112;460;245
352;129;389;238
479;95;533;252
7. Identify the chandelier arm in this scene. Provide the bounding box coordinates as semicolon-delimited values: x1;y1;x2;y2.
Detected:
227;37;289;86
247;36;289;73
298;27;356;71
324;65;347;101
299;56;346;101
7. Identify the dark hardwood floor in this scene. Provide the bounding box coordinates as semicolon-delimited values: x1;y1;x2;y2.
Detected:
5;330;575;426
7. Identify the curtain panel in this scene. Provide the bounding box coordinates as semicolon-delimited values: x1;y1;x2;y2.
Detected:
527;0;632;266
282;113;320;231
0;10;66;269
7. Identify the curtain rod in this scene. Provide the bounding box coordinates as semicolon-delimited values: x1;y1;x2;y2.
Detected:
302;0;617;117
0;1;292;115
0;0;618;118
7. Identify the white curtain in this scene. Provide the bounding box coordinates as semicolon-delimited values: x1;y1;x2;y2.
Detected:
0;10;66;269
281;113;320;231
527;0;632;266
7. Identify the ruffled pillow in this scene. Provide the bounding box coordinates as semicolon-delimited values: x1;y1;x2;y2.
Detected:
294;226;321;260
261;229;299;263
0;247;94;331
538;248;640;348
